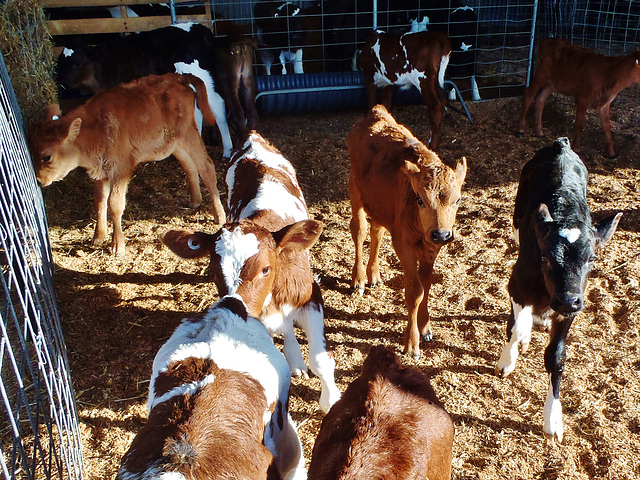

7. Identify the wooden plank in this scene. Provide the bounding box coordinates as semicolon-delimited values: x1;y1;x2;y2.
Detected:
42;0;201;8
47;15;212;36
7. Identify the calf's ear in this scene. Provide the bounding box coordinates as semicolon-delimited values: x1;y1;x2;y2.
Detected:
65;118;82;143
273;219;323;252
455;156;467;183
594;212;622;246
162;229;215;259
537;203;554;223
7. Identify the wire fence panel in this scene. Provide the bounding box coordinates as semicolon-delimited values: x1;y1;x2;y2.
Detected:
0;51;83;480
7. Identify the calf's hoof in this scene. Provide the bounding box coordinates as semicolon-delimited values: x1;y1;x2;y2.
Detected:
421;332;433;343
494;364;512;378
351;284;365;297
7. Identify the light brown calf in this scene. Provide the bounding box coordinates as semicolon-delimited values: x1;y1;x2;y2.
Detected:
308;345;454;480
516;37;640;157
348;105;466;359
28;73;226;255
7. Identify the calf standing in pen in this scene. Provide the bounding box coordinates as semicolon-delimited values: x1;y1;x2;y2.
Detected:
495;137;621;442
358;30;451;150
116;295;306;480
348;105;467;359
27;73;226;256
56;23;258;160
308;345;454;480
163;132;341;413
516;37;640;157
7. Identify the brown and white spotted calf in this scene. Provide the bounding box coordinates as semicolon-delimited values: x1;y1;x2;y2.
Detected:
348;105;467;359
358;30;452;150
27;73;226;256
163;132;341;413
308;345;454;480
116;295;306;480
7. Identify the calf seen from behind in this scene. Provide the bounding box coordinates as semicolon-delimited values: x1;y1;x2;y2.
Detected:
116;294;306;480
516;37;640;157
348;105;467;359
308;345;454;480
495;137;621;442
28;73;226;256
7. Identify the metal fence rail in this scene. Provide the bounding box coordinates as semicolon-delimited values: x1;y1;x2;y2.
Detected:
0;51;83;480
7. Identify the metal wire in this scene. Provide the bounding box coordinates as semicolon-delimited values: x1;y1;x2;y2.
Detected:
0;49;83;480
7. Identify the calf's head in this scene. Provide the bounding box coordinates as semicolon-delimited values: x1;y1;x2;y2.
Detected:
402;153;467;245
535;204;621;314
28;105;83;187
163;219;322;317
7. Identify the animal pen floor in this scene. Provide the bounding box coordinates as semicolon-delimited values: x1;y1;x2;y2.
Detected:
43;97;640;480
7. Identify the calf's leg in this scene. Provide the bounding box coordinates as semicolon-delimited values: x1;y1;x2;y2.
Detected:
349;181;368;296
107;179;129;256
598;104;616;157
533;85;554;137
420;79;445;150
572;102;588;152
495;298;534;377
416;257;437;342
366;220;384;287
543;315;574;443
394;241;424;359
92;179;110;246
516;79;545;134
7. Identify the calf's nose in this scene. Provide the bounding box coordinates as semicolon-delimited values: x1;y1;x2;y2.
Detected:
551;294;583;314
430;229;453;245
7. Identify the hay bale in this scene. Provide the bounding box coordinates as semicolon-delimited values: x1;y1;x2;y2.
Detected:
0;0;58;124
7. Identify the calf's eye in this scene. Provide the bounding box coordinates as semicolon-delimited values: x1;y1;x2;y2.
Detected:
262;266;271;276
42;155;52;163
417;196;425;207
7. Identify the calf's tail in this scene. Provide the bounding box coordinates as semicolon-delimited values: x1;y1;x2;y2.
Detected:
183;73;218;127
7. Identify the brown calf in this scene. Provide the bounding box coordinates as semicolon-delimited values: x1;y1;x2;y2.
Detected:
358;30;451;150
28;73;226;256
308;345;454;480
348;105;467;359
516;37;640;157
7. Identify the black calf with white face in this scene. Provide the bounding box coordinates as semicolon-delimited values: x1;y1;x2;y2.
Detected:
496;137;621;442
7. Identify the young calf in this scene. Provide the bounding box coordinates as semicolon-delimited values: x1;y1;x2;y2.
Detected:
358;30;451;150
116;295;306;480
348;105;467;359
516;37;640;157
163;132;341;413
308;345;454;480
495;137;621;442
27;73;226;256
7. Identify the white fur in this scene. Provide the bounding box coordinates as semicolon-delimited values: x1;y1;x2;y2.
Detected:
472;75;481;101
214;228;261;293
496;301;533;376
559;228;581;243
174;60;233;159
149;374;216;410
372;39;387;76
543;379;564;442
172;22;194;32
239;181;308;223
117;465;187;480
279;49;304;75
439;54;450;89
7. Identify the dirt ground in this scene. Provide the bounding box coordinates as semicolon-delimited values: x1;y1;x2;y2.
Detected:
43;95;640;480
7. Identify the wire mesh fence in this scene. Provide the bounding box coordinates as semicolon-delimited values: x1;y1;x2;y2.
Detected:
0;51;83;480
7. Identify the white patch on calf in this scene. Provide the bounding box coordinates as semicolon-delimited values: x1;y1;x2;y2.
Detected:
496;300;533;376
394;69;427;91
174;60;233;159
172;22;194;32
372;39;386;76
559;228;581;243
215;228;261;293
543;378;564;442
439;54;450;89
117;465;187;480
62;47;74;58
239;181;308;223
150;373;217;409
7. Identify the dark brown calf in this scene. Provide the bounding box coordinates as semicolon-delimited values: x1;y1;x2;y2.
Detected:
28;73;226;255
348;105;466;359
358;30;452;150
308;345;454;480
516;37;640;157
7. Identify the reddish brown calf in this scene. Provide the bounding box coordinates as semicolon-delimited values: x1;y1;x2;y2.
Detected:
308;345;454;480
516;38;640;157
358;30;451;150
348;105;466;359
28;73;226;255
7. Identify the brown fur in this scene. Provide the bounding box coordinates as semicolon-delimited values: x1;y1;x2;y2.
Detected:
358;30;452;150
308;346;454;480
28;73;226;255
347;105;467;359
117;363;275;480
516;38;640;157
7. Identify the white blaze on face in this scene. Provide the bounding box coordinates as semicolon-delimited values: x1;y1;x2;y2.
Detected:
559;228;581;243
62;47;74;58
215;227;261;293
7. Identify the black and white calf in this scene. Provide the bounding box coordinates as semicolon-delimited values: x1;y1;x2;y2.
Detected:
495;137;621;442
116;295;306;480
